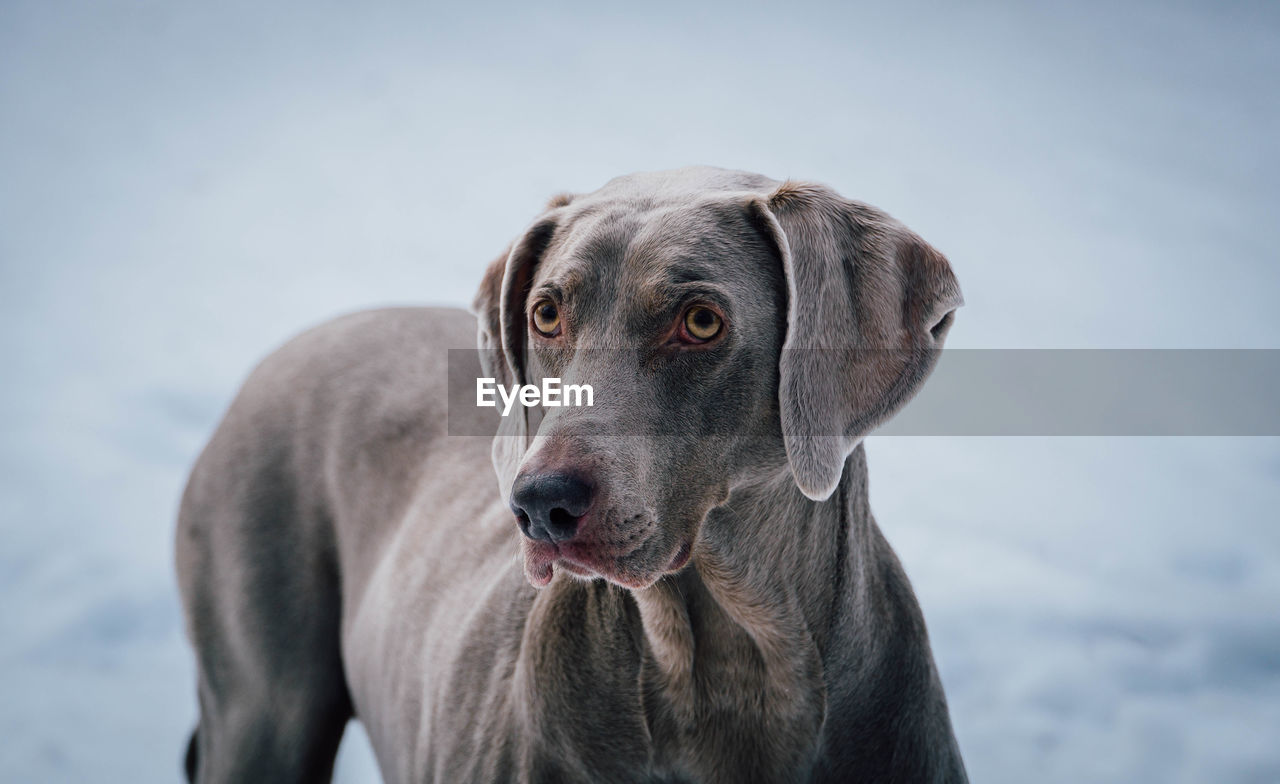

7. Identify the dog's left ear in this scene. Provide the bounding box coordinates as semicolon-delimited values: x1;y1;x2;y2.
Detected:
471;193;573;496
747;182;963;501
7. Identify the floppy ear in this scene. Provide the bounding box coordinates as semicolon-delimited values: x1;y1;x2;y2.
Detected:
748;182;962;501
470;194;572;496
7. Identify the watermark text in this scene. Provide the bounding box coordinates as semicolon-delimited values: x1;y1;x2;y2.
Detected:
476;377;594;416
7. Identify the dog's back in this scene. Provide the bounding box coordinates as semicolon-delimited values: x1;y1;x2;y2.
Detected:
176;306;498;782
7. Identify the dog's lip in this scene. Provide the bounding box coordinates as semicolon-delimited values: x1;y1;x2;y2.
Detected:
556;541;623;575
545;540;645;588
522;539;626;587
523;537;692;590
561;539;692;589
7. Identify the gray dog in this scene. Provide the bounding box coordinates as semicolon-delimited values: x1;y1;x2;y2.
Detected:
176;167;967;783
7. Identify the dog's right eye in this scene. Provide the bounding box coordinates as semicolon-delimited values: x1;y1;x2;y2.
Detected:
531;299;562;337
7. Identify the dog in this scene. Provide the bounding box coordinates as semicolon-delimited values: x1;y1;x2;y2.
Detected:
176;166;967;782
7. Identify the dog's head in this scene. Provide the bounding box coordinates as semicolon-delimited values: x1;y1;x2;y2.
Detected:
473;167;961;590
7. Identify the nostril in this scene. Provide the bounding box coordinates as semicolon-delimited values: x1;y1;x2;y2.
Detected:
546;507;579;540
548;507;573;526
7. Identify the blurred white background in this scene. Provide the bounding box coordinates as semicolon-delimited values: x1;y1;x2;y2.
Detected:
2;1;1277;781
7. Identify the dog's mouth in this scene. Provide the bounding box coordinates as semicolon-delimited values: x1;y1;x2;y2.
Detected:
522;537;692;590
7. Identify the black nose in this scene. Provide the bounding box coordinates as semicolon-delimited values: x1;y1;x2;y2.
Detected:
510;473;593;543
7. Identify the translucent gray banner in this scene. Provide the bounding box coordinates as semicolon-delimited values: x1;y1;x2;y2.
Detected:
446;349;1280;436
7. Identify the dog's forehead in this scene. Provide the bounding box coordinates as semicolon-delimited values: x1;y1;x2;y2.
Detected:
534;195;766;303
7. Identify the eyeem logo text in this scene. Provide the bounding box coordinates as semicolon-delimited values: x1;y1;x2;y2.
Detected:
476;378;594;416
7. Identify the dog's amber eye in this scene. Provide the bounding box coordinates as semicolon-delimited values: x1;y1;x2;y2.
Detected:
682;305;722;341
532;299;561;336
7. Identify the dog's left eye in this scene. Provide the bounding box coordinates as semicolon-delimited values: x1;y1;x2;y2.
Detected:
679;305;723;342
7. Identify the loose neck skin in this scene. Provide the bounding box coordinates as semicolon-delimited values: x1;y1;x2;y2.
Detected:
510;445;964;782
630;446;876;782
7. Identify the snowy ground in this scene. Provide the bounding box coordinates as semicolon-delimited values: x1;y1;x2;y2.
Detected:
2;1;1277;781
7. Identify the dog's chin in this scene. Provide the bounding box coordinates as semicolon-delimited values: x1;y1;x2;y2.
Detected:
521;537;693;591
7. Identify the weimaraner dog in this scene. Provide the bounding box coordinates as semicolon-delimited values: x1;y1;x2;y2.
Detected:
176;167;967;783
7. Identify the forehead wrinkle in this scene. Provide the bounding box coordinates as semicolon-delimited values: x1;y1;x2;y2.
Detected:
619;256;719;315
620;204;762;313
566;206;639;262
630;202;759;272
627;207;708;262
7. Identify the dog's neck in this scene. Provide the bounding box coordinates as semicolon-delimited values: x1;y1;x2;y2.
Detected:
629;446;875;780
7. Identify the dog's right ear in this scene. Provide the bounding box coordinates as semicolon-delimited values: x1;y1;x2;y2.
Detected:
471;193;572;496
